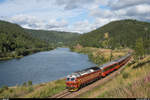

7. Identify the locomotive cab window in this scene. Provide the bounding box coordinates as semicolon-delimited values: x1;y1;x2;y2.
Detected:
71;78;75;81
67;78;70;81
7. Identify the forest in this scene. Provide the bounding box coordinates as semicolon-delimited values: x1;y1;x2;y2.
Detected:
77;19;150;57
0;20;51;60
0;20;80;60
25;29;80;47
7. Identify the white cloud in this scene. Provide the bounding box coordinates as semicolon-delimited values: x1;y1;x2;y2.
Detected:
108;0;150;10
46;19;68;30
0;0;150;33
90;8;114;18
1;14;69;31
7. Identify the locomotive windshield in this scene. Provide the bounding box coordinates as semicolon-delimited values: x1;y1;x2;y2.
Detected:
66;77;75;81
71;78;75;81
67;78;70;81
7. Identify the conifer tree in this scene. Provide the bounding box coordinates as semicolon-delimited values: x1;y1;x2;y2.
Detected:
135;38;145;59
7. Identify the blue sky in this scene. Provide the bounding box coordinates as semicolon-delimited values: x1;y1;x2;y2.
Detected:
0;0;150;33
0;0;5;3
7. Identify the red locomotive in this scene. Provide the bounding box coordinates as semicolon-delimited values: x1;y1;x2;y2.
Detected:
66;53;131;91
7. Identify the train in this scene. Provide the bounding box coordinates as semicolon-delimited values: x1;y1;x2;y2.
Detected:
66;53;131;92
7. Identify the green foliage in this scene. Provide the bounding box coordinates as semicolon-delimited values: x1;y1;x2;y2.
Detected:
134;38;145;58
22;82;27;87
0;85;9;93
25;29;80;47
2;85;9;90
0;88;3;93
9;89;13;93
28;81;32;86
122;72;129;79
89;53;107;65
0;20;53;59
28;86;33;93
78;19;150;54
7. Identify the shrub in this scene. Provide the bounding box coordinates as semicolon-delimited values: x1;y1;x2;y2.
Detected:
2;85;8;90
28;81;32;86
22;82;27;86
122;72;129;79
28;86;33;93
0;88;3;93
9;89;13;93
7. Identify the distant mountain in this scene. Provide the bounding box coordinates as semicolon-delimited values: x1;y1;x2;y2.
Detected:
25;29;80;46
78;19;150;52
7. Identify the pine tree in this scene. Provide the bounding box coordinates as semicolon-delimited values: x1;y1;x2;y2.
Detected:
135;38;145;59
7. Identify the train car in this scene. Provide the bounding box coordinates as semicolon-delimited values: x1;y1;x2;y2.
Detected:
99;61;118;77
100;53;131;77
66;66;101;91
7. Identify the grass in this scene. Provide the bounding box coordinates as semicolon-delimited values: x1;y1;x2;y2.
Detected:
24;79;66;98
0;78;66;98
71;46;130;65
77;55;150;98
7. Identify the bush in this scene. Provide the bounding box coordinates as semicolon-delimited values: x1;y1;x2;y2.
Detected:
0;88;3;93
22;82;27;87
28;86;33;93
28;81;32;86
122;72;129;79
0;85;9;93
9;89;13;93
2;85;9;90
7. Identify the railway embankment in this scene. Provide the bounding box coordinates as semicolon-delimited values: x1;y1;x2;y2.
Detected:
70;46;130;65
76;55;150;98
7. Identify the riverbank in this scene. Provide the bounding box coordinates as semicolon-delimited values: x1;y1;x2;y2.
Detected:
0;47;54;61
70;45;131;65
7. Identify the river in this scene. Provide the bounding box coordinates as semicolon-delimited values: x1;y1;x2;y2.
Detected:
0;48;96;87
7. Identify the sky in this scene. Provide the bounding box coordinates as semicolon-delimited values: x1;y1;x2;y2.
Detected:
0;0;150;33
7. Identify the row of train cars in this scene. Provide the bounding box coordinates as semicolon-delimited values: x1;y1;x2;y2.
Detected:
66;53;132;91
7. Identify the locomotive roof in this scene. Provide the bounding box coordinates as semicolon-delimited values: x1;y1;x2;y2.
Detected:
74;66;99;75
67;66;100;78
99;61;116;69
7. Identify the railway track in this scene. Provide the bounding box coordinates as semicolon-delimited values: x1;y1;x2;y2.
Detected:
50;58;132;98
51;89;72;98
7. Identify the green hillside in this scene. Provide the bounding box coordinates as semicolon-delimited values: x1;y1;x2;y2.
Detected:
78;19;150;54
0;20;52;60
25;29;80;47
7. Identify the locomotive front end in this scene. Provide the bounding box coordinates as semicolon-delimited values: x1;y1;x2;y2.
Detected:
66;75;79;92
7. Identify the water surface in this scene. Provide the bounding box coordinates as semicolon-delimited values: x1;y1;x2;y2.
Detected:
0;48;96;87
